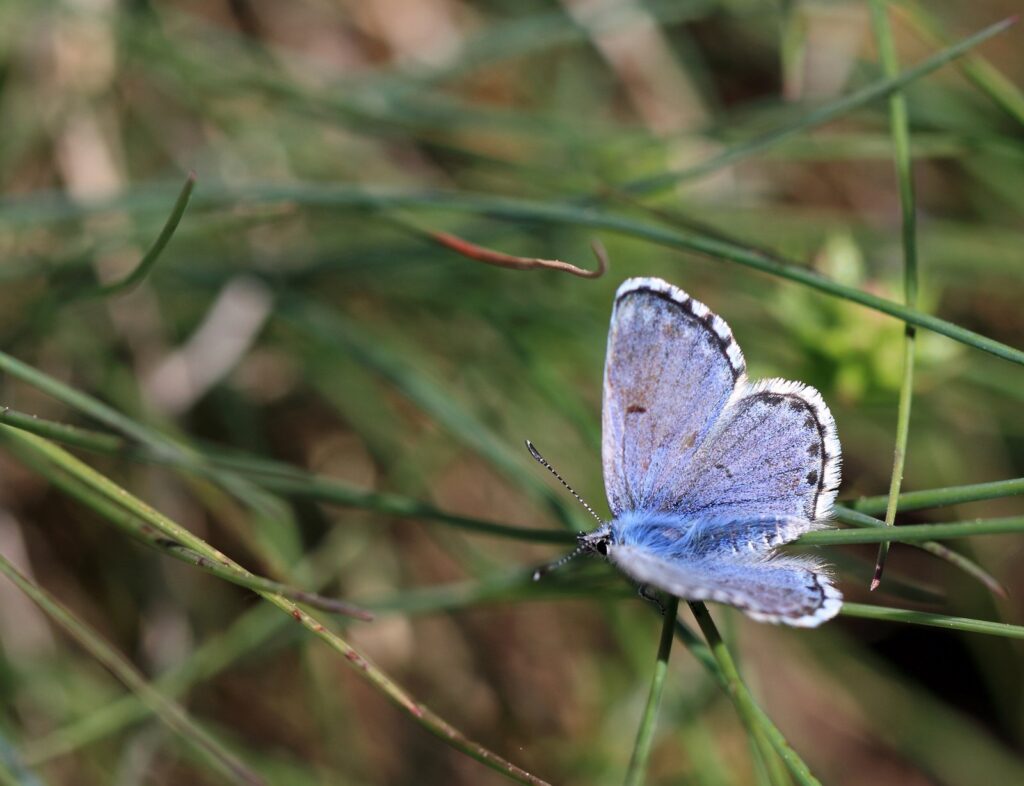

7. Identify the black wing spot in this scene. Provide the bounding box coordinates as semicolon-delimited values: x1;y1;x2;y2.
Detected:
807;442;820;457
788;400;804;413
626;404;647;414
806;470;819;486
714;463;734;478
804;415;816;429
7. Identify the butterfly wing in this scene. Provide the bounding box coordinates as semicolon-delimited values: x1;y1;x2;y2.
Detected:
671;379;842;522
609;539;842;627
599;278;842;626
603;278;745;517
680;514;825;557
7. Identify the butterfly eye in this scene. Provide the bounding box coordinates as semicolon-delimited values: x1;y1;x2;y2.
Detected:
596;541;609;556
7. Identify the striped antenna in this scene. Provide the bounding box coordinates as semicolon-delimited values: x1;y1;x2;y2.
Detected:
525;440;603;525
532;546;584;581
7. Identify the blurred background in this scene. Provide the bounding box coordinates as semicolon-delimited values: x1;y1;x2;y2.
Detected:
1;1;1024;784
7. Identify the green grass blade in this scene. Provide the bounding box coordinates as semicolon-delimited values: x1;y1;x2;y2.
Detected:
898;1;1024;125
26;519;365;764
23;604;287;764
0;347;287;513
848;477;1024;514
282;298;580;527
841;603;1024;638
0;408;125;452
0;350;169;451
869;0;920;591
0;553;266;786
0;426;370;618
833;507;1005;597
366;190;1024;366
800;516;1024;544
363;191;1024;366
90;172;195;297
0;408;574;544
623;597;680;786
0;428;549;785
0;348;316;576
618;16;1016;195
7;186;1024;367
807;628;1024;785
689;603;820;786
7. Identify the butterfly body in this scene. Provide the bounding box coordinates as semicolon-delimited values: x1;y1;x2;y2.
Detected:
588;277;843;627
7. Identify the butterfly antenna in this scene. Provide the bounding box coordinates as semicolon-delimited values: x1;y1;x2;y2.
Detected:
525;440;603;525
532;546;584;581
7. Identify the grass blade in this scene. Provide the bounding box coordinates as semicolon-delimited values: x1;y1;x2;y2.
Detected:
91;172;196;297
0;408;574;544
0;427;549;785
2;404;1008;595
23;604;288;764
7;186;1024;368
0;553;266;786
0;426;371;618
848;478;1024;514
800;516;1024;544
619;15;1016;195
688;602;820;786
897;2;1024;126
833;507;1006;597
623;597;680;786
840;603;1024;638
869;0;920;591
26;520;371;764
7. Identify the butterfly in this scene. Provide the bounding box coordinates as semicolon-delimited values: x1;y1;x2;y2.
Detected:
534;277;843;627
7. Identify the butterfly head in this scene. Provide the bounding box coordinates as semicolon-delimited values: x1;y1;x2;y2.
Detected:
532;524;613;581
577;525;613;557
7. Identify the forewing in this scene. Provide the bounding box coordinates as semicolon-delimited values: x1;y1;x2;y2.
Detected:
603;278;745;517
672;378;841;522
609;544;842;627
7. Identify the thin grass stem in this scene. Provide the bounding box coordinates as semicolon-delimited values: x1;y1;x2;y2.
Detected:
848;477;1024;514
0;553;266;786
0;427;549;785
388;210;608;278
0;426;371;618
617;16;1015;195
834;507;1005;597
800;516;1024;544
896;2;1024;126
688;603;820;786
7;186;1024;367
840;603;1024;638
0;407;572;544
624;597;680;786
869;0;919;591
365;573;1024;642
91;172;196;297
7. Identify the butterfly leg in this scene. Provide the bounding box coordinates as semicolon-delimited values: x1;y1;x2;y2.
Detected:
637;584;667;614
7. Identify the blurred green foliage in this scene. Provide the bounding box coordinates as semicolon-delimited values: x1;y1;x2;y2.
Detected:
1;1;1024;785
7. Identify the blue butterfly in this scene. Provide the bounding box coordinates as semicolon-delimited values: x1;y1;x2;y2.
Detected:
536;277;843;627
